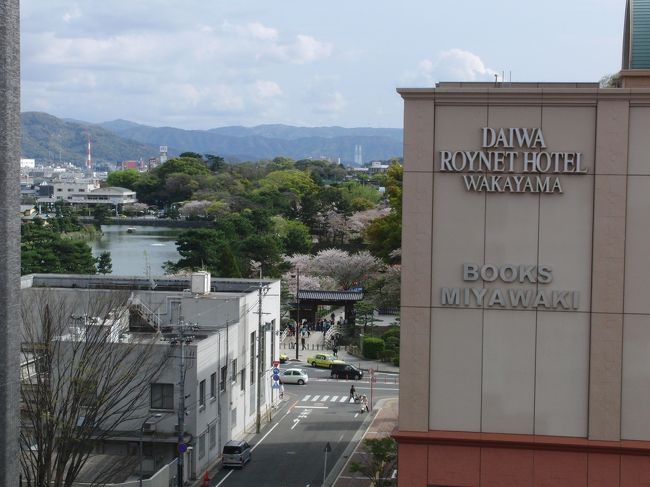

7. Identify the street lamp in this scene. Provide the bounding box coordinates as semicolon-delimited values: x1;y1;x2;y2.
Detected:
139;413;162;487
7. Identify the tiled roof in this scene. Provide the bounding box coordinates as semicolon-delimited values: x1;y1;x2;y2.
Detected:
298;290;364;301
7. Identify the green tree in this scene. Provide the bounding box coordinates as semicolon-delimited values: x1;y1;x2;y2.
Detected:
349;437;397;487
106;169;142;190
279;220;312;255
96;251;112;274
178;151;204;160
166;229;242;277
21;225;97;275
92;204;112;230
205;154;226;172
355;301;377;333
365;162;402;263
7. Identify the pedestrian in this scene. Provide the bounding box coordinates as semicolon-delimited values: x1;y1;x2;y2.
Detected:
349;384;356;401
362;395;369;412
332;346;338;358
301;336;306;350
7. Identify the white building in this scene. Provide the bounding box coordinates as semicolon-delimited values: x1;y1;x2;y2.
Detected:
20;272;281;484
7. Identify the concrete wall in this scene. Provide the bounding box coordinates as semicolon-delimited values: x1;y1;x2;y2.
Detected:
397;86;650;486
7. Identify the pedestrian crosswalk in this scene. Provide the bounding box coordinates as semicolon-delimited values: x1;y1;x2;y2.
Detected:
302;394;351;403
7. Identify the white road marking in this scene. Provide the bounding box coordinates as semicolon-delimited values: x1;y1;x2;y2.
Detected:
331;395;339;402
295;405;328;409
340;396;349;403
303;395;311;401
291;419;300;430
322;395;330;401
311;395;320;401
354;412;360;418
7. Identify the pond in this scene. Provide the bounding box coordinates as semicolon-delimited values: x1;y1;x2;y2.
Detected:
89;225;182;276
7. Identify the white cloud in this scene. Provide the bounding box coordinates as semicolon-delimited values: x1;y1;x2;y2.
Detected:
255;80;283;98
62;7;81;23
223;21;278;41
402;49;497;86
436;49;498;81
291;35;333;64
313;91;347;115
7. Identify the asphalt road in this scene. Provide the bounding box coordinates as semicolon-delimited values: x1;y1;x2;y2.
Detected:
209;364;399;487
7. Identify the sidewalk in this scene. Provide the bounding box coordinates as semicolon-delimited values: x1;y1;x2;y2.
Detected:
329;398;399;487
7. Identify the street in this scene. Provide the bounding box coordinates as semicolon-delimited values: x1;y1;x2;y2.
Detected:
209;364;399;487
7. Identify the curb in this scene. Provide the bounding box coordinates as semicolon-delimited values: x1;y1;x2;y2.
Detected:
323;399;385;487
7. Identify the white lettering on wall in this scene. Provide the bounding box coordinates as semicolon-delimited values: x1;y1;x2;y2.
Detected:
440;128;587;195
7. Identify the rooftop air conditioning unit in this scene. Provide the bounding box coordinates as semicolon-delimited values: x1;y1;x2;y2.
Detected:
143;422;156;433
190;272;210;295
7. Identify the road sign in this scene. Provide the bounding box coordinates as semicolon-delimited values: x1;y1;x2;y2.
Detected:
178;443;187;453
272;367;280;375
273;374;280;381
272;382;280;389
272;360;280;367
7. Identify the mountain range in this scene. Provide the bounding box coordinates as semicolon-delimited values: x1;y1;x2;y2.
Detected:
21;112;403;167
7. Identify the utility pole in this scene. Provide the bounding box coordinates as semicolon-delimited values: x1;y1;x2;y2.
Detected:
176;331;185;487
295;269;300;360
170;321;195;487
256;280;263;433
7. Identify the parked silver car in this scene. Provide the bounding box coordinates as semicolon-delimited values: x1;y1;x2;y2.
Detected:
222;439;252;468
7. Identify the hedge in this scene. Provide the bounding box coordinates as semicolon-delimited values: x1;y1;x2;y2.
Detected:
362;337;385;359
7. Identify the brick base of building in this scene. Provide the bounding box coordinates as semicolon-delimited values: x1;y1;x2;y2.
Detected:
394;430;650;487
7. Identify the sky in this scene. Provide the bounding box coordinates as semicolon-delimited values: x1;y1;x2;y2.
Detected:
21;0;625;130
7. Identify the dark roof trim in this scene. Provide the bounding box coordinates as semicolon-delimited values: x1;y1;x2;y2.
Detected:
298;290;364;301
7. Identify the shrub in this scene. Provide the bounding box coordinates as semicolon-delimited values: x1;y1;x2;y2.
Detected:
382;326;400;341
392;356;399;366
384;336;399;352
362;337;385;359
380;350;395;362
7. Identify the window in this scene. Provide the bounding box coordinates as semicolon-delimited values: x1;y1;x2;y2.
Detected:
220;366;227;392
210;372;216;399
209;422;217;450
240;368;245;391
199;379;206;408
199;432;206;459
231;359;237;382
151;383;174;410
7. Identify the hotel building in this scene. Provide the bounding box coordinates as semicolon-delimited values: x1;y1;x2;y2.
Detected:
395;1;650;485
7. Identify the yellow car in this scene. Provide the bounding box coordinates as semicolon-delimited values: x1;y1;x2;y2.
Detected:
306;354;345;369
279;353;289;364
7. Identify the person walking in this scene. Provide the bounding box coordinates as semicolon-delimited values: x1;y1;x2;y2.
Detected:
301;336;306;350
349;384;356;402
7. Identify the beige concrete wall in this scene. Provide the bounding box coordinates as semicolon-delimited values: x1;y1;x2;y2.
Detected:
399;87;650;443
399;96;434;431
589;100;629;441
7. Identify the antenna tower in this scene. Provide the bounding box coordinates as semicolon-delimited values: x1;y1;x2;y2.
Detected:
86;135;92;170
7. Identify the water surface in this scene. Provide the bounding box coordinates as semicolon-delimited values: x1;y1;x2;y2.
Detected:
90;225;182;276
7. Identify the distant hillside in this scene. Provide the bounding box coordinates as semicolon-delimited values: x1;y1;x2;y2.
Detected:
21;112;163;167
21;112;404;166
98;120;403;163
